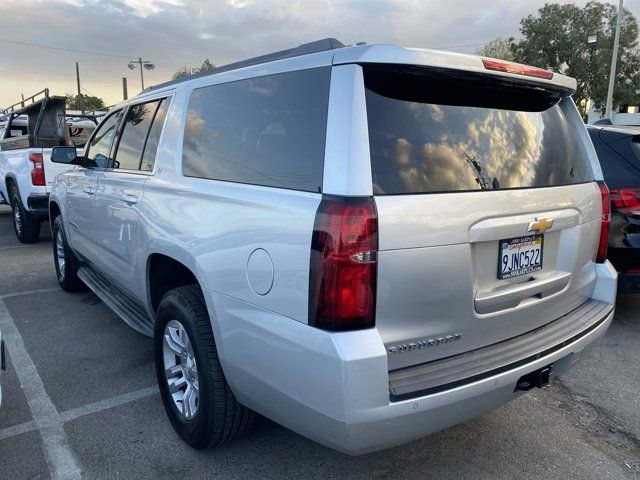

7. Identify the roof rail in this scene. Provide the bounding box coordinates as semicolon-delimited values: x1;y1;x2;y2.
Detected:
145;37;345;93
1;89;50;117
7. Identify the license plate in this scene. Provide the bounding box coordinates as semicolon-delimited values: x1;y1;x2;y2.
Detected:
498;234;544;279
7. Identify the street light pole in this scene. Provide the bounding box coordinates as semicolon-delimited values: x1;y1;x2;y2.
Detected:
605;0;623;120
138;57;144;90
128;58;155;92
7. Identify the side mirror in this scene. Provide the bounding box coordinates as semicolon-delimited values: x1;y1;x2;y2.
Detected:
51;146;83;165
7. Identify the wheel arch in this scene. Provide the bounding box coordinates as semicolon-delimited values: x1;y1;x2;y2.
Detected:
146;252;203;315
49;200;61;224
5;174;18;201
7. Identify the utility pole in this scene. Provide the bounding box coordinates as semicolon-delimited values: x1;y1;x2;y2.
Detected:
75;62;84;112
605;0;623;120
122;77;128;101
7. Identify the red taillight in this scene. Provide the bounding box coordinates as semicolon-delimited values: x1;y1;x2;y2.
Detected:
610;188;640;210
482;58;554;80
29;152;45;186
597;181;610;263
309;196;378;331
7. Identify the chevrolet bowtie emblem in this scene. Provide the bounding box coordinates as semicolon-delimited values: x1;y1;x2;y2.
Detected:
527;217;554;234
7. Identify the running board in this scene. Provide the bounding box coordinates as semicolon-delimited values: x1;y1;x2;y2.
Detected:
78;266;154;337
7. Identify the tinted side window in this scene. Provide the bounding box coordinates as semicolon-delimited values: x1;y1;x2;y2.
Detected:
140;99;168;172
182;67;330;192
86;110;123;168
114;100;162;171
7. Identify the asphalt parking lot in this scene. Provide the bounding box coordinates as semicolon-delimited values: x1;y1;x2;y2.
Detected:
0;205;638;480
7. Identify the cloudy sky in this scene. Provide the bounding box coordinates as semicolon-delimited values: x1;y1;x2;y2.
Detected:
0;0;638;107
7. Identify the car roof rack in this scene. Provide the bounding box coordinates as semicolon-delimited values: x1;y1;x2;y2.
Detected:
1;89;53;118
145;37;345;93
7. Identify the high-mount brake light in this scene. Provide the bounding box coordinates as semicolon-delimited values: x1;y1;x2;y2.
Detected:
597;181;610;263
29;152;45;186
482;58;554;80
308;196;378;331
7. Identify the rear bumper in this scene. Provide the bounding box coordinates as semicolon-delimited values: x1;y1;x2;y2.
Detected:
336;310;612;454
26;194;49;216
388;299;611;401
207;261;617;455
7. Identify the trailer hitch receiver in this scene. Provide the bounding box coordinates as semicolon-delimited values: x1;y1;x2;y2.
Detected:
515;365;551;392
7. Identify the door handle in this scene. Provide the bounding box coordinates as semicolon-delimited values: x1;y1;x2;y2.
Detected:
82;187;95;195
122;194;139;206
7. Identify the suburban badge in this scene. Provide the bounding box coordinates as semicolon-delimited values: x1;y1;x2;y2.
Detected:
387;333;462;354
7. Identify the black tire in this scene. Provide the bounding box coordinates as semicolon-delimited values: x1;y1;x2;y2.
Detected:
11;191;41;243
154;285;255;449
52;216;86;292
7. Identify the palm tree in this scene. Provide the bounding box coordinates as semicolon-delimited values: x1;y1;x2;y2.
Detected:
172;59;215;80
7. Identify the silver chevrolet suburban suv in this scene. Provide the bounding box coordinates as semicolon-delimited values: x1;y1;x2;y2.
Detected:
48;38;618;455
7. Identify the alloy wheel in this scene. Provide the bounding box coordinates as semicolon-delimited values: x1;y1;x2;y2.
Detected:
13;207;22;236
55;231;66;280
163;319;199;420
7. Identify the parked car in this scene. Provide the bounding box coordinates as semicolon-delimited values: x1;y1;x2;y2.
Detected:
48;39;617;455
587;125;640;292
0;90;98;243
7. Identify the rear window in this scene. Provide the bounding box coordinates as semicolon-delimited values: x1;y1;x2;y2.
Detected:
364;66;594;194
182;67;330;193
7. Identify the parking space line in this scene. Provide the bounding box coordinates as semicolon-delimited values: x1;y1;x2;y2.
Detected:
59;386;158;423
0;297;83;480
0;245;29;250
0;420;37;440
0;386;158;442
1;287;61;299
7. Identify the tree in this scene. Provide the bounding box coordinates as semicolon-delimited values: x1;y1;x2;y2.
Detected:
512;1;640;119
65;94;106;112
476;37;515;61
172;58;215;80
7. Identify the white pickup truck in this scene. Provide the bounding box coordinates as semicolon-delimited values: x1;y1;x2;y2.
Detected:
0;90;98;242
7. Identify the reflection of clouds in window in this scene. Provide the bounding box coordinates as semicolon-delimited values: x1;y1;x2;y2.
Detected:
247;77;278;96
366;87;589;194
396;141;478;192
429;104;444;122
408;102;444;122
475;110;542;188
181;67;329;192
393;138;412;166
184;110;206;140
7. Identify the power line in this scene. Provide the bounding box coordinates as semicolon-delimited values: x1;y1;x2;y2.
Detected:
80;85;98;97
0;37;135;59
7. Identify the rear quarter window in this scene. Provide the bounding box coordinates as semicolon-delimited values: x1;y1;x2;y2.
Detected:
364;66;594;194
181;67;331;193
